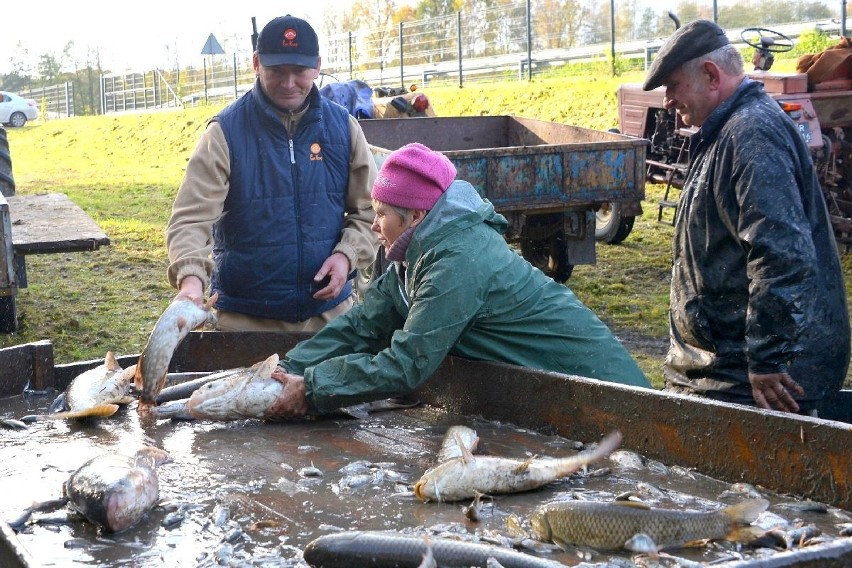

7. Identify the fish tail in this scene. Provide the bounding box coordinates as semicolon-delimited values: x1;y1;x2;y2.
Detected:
722;498;769;543
722;498;769;524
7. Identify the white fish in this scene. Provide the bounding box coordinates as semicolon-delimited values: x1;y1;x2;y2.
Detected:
414;431;622;502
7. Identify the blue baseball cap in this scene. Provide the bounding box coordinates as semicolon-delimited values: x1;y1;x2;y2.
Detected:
256;15;320;68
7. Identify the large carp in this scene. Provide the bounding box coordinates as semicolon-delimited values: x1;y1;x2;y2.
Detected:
414;431;622;502
135;294;217;410
303;530;566;568
25;351;135;421
529;498;769;550
436;425;480;463
63;446;170;533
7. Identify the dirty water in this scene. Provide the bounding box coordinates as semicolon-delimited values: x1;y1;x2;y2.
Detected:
1;392;851;567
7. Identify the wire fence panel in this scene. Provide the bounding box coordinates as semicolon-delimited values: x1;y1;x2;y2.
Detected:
23;0;847;116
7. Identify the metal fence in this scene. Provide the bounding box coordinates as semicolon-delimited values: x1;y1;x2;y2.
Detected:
21;0;850;117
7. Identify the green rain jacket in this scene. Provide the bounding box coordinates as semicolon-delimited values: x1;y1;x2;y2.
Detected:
281;180;650;414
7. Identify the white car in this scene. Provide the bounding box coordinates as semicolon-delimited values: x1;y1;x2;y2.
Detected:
0;91;38;127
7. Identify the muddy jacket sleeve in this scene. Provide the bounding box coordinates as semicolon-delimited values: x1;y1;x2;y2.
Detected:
331;116;379;272
166;121;229;290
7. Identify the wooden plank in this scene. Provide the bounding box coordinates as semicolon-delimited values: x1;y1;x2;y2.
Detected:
0;340;55;397
6;193;110;254
0;193;13;289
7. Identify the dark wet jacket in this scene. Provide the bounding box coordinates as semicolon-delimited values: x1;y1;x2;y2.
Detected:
282;180;650;414
665;78;850;408
212;83;352;321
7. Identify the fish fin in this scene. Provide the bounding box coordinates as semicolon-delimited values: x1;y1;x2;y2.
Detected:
204;292;219;310
338;405;370;419
252;354;280;380
104;351;122;372
551;536;572;551
456;431;475;464
133;355;146;390
43;404;119;420
176;315;189;332
723;498;770;524
611;500;652;510
724;526;766;544
512;454;537;474
594;430;623;458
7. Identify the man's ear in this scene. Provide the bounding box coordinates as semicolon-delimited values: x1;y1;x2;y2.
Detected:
703;60;723;90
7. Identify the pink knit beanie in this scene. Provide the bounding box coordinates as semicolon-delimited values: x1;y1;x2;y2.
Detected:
371;143;457;210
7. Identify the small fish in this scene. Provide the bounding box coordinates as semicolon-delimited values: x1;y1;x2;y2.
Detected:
135;294;217;410
413;431;621;502
302;530;567;567
25;352;135;421
437;425;480;463
529;498;769;550
63;446;170;533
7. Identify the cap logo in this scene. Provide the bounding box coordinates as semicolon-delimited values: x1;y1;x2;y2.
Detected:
282;28;299;48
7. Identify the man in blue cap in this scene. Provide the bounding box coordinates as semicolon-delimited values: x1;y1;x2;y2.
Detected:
646;20;850;415
166;15;378;332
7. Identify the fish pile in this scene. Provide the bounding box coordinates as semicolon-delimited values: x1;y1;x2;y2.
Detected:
63;445;170;533
414;430;622;502
135;294;217;411
529;498;770;550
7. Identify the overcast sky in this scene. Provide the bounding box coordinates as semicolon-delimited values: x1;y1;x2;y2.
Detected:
0;2;342;75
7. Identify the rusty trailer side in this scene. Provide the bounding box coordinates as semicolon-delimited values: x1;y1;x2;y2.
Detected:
1;333;851;567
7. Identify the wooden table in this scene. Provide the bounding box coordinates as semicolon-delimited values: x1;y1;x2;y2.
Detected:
0;193;110;332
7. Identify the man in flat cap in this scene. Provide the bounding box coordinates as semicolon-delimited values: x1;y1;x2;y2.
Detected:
647;20;849;415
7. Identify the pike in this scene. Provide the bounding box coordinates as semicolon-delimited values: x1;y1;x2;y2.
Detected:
23;351;135;421
302;530;567;568
135;294;217;411
414;431;621;502
529;498;769;550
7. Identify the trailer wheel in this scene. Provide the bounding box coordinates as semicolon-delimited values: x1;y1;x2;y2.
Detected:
595;202;635;244
520;214;574;282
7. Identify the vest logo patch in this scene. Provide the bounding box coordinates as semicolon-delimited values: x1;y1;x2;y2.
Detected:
310;142;323;161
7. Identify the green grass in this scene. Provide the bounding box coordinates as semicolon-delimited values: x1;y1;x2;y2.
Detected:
3;67;850;391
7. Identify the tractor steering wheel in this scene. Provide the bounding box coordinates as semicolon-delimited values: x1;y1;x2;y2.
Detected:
740;27;795;53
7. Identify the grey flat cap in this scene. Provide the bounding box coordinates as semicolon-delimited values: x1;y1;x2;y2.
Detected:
643;20;730;90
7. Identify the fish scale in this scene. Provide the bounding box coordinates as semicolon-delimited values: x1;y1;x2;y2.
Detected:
529;498;769;550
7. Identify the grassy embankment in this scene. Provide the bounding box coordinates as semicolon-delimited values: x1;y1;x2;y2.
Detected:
3;65;851;390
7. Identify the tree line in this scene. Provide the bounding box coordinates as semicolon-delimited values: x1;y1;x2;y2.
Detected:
0;0;837;117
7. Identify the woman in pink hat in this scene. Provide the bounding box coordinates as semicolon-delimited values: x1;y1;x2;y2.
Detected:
266;143;650;418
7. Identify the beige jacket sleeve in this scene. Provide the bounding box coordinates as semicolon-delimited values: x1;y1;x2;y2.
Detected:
166;114;378;290
166;121;229;290
333;115;379;272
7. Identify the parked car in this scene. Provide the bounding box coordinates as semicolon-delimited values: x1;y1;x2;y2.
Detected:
0;91;38;127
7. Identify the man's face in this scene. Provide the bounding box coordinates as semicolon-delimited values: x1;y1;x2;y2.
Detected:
371;201;412;250
662;64;717;127
255;56;321;111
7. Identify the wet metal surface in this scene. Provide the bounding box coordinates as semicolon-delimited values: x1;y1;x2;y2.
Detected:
2;394;852;567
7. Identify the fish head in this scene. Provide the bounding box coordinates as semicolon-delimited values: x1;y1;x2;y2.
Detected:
528;507;553;541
